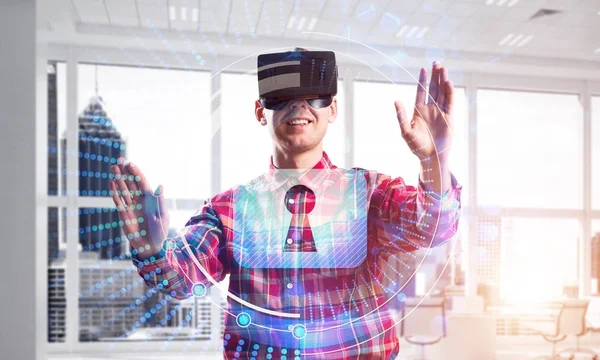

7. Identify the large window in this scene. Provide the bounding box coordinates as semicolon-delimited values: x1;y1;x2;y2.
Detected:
220;73;272;191
70;64;212;342
46;58;593;347
322;81;346;168
477;89;583;209
221;75;345;191
353;81;468;191
78;64;212;200
499;218;580;305
593;96;600;209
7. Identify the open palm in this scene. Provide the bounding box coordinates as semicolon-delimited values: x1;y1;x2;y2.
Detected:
110;158;169;256
395;62;454;163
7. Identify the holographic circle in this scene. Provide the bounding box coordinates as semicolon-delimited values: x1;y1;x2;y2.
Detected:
236;312;251;328
161;238;175;251
192;283;206;297
291;324;307;339
167;35;457;357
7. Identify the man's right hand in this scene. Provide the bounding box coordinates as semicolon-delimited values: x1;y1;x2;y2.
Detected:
110;157;170;260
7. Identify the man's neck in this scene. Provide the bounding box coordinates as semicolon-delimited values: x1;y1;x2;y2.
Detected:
272;144;323;172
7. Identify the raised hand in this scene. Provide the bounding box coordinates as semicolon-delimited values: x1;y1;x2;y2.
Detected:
110;157;170;260
395;61;454;163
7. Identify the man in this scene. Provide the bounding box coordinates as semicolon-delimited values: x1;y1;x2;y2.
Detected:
110;48;462;359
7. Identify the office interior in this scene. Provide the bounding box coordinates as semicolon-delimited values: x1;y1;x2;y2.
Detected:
1;0;600;359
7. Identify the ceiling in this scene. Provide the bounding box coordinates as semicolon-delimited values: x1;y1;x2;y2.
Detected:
43;0;600;67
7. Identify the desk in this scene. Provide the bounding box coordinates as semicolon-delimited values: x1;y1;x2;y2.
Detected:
441;313;497;360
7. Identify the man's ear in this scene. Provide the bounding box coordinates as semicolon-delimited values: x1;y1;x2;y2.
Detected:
328;98;338;124
255;100;265;123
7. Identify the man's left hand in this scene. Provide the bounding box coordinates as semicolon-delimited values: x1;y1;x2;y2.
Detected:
395;62;454;164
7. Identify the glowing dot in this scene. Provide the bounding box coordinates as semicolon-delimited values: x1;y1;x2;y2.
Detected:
192;283;206;297
237;312;251;328
292;324;306;339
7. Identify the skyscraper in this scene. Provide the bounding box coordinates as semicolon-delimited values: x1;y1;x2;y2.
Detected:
62;95;126;260
48;62;60;262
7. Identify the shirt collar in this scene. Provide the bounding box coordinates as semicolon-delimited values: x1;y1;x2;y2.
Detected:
265;151;336;192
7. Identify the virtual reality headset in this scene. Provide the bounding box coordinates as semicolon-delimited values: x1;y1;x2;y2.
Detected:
257;50;338;108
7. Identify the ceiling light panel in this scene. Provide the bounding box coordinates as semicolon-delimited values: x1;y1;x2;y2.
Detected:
499;33;534;47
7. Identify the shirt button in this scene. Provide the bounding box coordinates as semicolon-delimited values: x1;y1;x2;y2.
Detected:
287;283;293;289
286;238;293;244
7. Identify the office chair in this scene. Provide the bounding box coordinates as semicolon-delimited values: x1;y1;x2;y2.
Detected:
525;299;594;360
557;297;600;360
400;296;446;360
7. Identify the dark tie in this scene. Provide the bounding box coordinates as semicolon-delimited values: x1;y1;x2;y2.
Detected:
283;184;317;252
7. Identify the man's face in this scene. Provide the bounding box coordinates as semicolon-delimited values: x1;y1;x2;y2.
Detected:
255;97;337;153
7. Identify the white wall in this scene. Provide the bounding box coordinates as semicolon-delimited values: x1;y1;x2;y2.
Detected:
0;0;47;359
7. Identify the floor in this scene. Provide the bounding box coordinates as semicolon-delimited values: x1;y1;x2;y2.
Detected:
46;353;598;360
48;341;600;360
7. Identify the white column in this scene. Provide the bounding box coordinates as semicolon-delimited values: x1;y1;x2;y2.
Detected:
343;70;355;168
581;81;592;297
0;1;47;359
466;74;478;299
209;61;223;351
65;48;80;351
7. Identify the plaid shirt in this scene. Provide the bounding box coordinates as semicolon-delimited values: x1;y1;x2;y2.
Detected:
133;151;462;359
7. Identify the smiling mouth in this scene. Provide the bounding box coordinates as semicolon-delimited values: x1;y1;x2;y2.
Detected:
286;118;314;126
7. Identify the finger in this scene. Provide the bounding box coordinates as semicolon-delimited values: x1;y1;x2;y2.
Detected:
437;67;448;112
144;184;168;217
428;61;440;105
110;180;131;221
445;80;455;120
123;162;141;200
112;164;133;207
126;162;153;194
116;157;136;204
415;68;427;108
155;185;168;217
395;101;411;137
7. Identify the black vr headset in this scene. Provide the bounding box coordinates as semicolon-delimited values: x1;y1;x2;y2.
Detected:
257;49;338;110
